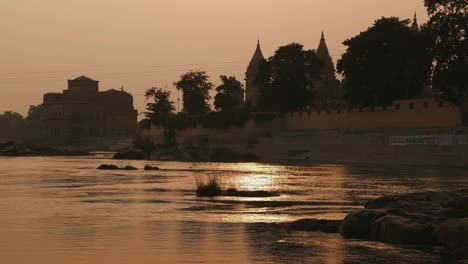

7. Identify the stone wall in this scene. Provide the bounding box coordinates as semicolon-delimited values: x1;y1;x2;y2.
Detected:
286;98;462;130
142;98;468;166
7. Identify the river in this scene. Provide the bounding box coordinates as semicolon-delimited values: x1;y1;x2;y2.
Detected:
1;154;467;263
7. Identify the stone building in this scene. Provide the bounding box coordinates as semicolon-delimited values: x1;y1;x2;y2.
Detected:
35;76;138;147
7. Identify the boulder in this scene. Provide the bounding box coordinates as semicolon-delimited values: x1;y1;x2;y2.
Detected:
365;190;468;222
436;218;468;262
123;166;138;170
97;164;121;170
339;209;387;239
113;149;146;160
144;165;160;171
370;215;435;245
288;218;342;233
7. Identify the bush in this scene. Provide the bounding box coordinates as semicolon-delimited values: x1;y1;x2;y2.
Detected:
195;176;223;197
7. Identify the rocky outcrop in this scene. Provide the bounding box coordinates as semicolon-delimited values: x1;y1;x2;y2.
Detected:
112;149;147;160
287;219;342;233
339;190;468;262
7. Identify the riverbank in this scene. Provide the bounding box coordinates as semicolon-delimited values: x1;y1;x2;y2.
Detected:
0;141;90;157
288;190;468;263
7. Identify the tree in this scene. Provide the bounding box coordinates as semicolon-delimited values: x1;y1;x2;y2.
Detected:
173;70;214;115
214;75;244;112
0;111;25;140
337;17;433;106
424;0;468;120
144;87;175;144
144;87;175;126
256;43;322;112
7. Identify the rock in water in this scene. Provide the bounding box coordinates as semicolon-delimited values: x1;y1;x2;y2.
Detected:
144;165;160;170
123;166;138;170
339;209;387;238
97;164;121;170
371;215;435;245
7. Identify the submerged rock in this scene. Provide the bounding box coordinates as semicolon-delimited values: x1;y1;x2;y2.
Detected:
123;166;138;170
288;218;342;233
144;165;160;171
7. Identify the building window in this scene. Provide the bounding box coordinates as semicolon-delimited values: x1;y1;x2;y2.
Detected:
409;103;414;109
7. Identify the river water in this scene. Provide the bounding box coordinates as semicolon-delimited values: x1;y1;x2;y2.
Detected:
0;154;467;264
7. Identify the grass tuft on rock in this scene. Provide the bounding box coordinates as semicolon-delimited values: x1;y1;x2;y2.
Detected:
195;176;223;197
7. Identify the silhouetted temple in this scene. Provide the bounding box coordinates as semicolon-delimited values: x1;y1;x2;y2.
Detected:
313;32;343;109
245;40;265;106
245;33;343;109
35;76;138;146
411;13;420;31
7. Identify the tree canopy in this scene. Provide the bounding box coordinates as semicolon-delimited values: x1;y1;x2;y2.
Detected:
214;75;244;112
424;0;468;106
174;71;213;116
337;17;433;106
257;43;322;112
144;87;175;127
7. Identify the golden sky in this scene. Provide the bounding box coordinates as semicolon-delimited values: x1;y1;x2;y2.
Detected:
0;0;428;116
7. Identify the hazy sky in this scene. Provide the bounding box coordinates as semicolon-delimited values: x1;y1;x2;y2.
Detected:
0;0;428;116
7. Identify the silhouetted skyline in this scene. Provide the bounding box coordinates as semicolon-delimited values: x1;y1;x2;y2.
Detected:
0;0;428;116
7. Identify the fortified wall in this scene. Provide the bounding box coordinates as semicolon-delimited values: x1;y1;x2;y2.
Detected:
285;98;461;130
143;98;468;167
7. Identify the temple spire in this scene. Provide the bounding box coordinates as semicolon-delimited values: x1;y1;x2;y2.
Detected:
245;39;265;105
317;31;335;80
411;12;419;31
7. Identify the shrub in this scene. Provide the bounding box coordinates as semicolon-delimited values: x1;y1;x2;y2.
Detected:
195;176;223;197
